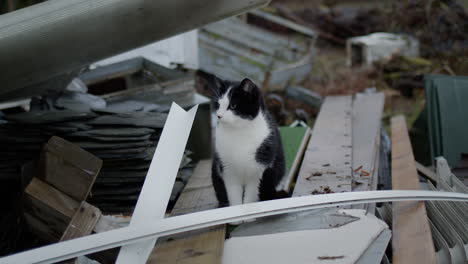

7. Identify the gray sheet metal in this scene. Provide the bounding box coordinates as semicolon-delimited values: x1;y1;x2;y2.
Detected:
356;229;392;264
3;190;468;264
0;0;269;101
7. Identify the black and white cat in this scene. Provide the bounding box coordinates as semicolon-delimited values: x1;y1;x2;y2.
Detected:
198;71;286;211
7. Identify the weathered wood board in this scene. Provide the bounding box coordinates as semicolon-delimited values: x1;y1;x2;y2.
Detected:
351;92;384;191
293;96;353;196
391;115;436;264
24;178;80;242
351;92;384;212
149;160;225;264
60;202;102;241
169;160;219;216
60;202;102;264
39;136;102;202
149;228;225;264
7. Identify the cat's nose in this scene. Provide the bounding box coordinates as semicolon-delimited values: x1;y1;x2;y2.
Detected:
217;115;222;119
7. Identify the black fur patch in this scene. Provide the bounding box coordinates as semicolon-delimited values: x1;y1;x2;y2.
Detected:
211;152;229;207
257;113;286;200
228;79;263;120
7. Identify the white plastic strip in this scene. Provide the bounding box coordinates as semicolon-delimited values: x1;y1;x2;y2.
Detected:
116;103;198;264
3;190;468;264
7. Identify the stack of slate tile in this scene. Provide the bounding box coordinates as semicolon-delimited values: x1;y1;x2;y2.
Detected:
0;108;193;213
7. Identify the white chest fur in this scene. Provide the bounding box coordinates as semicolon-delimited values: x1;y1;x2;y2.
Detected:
215;112;270;185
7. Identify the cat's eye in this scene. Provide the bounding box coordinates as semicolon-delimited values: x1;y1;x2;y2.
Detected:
229;103;237;110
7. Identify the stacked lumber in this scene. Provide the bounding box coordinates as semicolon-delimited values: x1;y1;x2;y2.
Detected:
0;109;192;213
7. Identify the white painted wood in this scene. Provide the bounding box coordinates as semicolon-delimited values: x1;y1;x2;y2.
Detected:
92;30;199;70
351;92;384;188
293;96;353;196
222;210;388;264
352;92;384;212
116;103;198;264
3;190;468;264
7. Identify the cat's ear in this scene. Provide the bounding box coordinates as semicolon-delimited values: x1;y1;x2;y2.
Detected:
239;78;257;93
196;70;224;97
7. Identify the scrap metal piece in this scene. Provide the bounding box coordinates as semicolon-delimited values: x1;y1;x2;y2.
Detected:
117;103;198;264
0;0;269;101
346;33;419;67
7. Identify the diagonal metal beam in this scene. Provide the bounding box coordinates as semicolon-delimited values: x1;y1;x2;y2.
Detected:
116;103;198;263
3;190;468;264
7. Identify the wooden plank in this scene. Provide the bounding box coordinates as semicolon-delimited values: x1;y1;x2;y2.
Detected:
24;178;80;242
150;228;225;264
170;160;219;216
415;162;437;182
60;202;102;264
149;159;225;264
352;92;384;212
293;96;353;196
61;202;102;241
352;92;384;192
39;136;102;202
391;115;436;264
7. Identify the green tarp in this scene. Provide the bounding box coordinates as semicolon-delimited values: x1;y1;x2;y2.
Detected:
412;74;468;168
279;126;308;175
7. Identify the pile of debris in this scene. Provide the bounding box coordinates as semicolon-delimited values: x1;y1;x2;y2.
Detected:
0;107;195;213
274;4;384;45
198;9;316;92
0;58;209;213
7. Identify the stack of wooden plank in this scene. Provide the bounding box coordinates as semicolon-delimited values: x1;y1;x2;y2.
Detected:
0;109;193;213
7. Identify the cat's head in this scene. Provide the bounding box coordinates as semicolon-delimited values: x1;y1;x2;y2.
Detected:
196;71;264;126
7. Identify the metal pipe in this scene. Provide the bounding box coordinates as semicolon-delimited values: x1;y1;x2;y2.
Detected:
0;0;269;100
